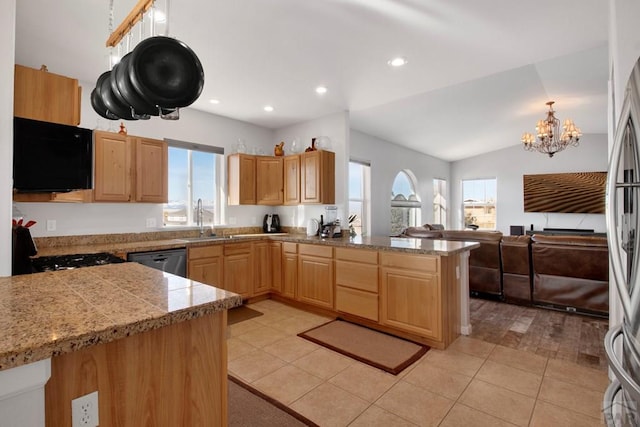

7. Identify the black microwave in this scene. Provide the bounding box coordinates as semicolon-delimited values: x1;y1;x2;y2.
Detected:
13;117;93;192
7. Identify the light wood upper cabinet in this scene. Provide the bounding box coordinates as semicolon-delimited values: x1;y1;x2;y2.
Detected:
134;137;168;203
301;150;335;204
283;154;300;205
94;131;132;202
14;64;81;126
256;156;284;205
227;154;256;205
93;131;168;203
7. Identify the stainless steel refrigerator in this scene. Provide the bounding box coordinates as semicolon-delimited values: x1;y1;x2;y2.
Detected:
605;56;640;426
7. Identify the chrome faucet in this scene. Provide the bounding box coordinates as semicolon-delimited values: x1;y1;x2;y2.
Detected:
196;198;204;237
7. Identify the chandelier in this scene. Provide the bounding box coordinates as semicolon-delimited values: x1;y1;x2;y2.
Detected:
521;101;582;158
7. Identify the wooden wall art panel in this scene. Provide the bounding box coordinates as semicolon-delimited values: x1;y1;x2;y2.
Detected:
523;172;606;214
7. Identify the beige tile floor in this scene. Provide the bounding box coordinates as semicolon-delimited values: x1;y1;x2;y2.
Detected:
227;299;608;427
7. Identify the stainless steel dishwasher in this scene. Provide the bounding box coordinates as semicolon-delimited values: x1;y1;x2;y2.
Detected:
127;248;187;278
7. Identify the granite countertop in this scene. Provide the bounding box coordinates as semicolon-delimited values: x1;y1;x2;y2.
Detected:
0;263;242;371
34;232;479;258
271;235;480;255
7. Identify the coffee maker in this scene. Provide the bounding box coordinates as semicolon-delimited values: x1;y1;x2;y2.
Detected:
263;214;281;233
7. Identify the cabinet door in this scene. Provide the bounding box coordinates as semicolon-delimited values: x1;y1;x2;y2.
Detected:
14;64;81;126
300;150;335;204
379;267;441;340
283;155;300;205
270;242;283;293
298;255;334;309
134;137;168;203
188;257;223;287
93;131;132;202
224;243;253;298
282;253;297;299
253;241;272;296
227;154;256;205
256;157;284;205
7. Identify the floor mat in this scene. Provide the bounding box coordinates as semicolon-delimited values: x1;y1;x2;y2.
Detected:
298;319;428;375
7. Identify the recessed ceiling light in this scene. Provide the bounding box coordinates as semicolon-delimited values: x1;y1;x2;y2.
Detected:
209;99;220;104
388;57;408;67
315;86;328;94
264;105;274;112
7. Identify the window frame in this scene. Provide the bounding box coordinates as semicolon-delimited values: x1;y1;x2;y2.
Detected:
163;139;225;227
461;177;497;230
348;159;371;237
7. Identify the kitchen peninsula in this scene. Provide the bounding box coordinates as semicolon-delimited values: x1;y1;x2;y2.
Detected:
0;262;242;426
32;231;479;350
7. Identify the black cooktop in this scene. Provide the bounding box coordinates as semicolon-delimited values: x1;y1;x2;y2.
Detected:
31;252;125;272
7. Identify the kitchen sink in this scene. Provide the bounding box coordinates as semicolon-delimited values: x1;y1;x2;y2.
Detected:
177;235;236;243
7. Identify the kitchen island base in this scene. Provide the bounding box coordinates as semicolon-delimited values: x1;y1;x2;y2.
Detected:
45;311;228;426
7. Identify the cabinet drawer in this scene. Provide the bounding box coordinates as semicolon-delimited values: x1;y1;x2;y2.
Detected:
299;244;333;258
335;247;377;264
380;252;438;273
189;245;223;259
283;242;297;254
336;286;378;321
335;260;378;293
224;242;252;255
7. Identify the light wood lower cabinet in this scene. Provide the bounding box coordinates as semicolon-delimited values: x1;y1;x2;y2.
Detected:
270;242;283;293
281;242;297;299
335;248;379;321
253;241;272;296
184;240;461;349
297;244;334;309
224;242;253;298
379;252;441;341
187;245;223;288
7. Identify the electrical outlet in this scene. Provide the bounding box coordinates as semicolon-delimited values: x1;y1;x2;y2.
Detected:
46;219;56;231
146;217;156;228
229;217;237;225
72;391;99;427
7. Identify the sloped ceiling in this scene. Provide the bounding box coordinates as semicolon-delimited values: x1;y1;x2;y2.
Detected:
15;0;609;161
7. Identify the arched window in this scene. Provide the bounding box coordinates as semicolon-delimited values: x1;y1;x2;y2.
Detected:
390;170;421;235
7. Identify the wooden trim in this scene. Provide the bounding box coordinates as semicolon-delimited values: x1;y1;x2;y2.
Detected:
106;0;155;47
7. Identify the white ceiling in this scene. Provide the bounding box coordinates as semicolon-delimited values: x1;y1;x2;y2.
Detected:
14;0;609;161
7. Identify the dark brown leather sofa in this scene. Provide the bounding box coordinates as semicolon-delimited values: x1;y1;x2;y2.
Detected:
400;226;504;298
530;234;609;316
500;235;532;304
399;226;609;317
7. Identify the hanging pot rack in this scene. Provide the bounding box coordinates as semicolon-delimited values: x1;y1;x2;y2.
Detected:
106;0;155;48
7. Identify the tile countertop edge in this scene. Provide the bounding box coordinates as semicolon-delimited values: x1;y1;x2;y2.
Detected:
0;288;242;372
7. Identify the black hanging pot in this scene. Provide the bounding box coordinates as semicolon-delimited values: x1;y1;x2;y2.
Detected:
91;87;119;120
128;36;204;108
98;70;138;121
114;53;158;116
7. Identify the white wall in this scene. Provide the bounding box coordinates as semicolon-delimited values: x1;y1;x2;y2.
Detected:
272;111;350;229
15;79;276;237
451;134;608;235
350;130;451;236
1;1;16;275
